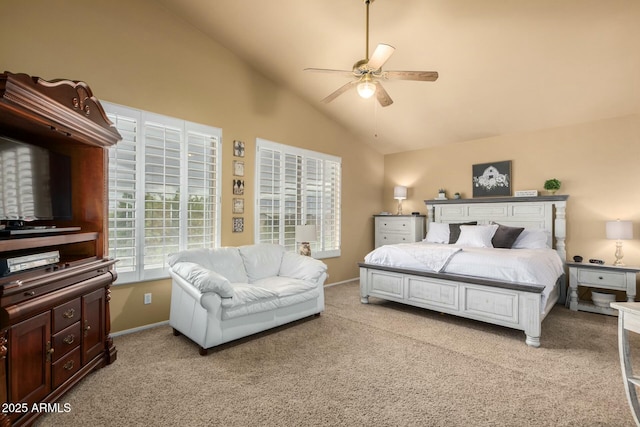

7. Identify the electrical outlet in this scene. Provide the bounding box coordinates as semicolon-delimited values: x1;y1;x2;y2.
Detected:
144;293;152;305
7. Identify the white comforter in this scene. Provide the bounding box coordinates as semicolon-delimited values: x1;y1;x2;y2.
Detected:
364;242;565;304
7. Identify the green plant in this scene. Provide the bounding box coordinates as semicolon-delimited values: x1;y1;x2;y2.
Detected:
438;188;446;193
544;179;561;191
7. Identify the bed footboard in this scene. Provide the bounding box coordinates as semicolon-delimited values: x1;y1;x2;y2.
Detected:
359;264;556;347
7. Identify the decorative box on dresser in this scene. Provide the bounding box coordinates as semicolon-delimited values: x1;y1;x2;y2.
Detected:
374;215;426;248
0;72;121;426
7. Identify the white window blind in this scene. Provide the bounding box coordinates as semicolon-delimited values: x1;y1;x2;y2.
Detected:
104;102;221;284
256;138;341;258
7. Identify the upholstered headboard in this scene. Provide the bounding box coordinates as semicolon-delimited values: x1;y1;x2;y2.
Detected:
424;196;568;260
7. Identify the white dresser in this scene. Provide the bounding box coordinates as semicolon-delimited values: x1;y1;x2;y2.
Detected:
374;215;426;248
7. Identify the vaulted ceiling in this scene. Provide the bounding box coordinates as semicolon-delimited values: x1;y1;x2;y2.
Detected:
158;0;640;154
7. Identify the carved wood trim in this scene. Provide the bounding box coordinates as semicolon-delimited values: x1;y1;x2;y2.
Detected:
0;71;121;147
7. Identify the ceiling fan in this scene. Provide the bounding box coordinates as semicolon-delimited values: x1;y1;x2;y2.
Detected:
304;0;438;107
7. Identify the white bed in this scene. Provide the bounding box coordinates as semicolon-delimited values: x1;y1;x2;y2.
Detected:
359;196;568;347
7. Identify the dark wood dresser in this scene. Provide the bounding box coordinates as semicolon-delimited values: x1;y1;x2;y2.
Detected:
0;72;121;426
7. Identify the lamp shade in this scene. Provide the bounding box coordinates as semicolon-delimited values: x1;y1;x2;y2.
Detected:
393;186;407;200
606;220;633;240
295;224;317;242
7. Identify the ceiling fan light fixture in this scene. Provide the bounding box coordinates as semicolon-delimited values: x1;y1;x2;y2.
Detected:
357;76;376;99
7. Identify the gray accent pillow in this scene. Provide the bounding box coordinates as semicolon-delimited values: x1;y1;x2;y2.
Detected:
492;224;525;249
448;221;478;244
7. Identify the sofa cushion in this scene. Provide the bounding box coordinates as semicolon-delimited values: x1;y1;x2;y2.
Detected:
168;247;248;283
279;252;327;282
251;276;318;297
171;262;234;298
238;244;285;282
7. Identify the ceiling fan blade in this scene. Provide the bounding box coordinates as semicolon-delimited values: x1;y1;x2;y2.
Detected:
382;71;439;81
367;44;395;70
304;68;355;78
374;81;393;107
322;80;358;104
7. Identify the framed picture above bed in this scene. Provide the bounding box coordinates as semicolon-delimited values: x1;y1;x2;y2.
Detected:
472;160;511;197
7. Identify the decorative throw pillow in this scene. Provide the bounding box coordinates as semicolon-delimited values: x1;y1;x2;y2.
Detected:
425;222;450;244
171;262;234;297
454;224;499;248
512;229;549;249
448;221;478;244
491;224;525;249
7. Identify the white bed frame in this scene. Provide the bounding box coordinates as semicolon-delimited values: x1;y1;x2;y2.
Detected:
359;196;568;347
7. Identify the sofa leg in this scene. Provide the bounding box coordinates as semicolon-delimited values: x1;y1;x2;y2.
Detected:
172;328;181;336
314;312;322;317
199;347;209;356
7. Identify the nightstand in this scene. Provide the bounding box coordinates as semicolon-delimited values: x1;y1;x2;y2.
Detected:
567;262;640;316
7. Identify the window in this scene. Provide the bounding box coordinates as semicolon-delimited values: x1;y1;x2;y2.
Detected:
104;102;221;284
256;138;341;258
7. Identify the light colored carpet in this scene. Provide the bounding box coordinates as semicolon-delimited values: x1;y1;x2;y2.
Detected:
35;281;638;426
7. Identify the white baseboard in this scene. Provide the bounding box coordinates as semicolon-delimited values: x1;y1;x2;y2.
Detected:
111;320;169;337
324;277;358;287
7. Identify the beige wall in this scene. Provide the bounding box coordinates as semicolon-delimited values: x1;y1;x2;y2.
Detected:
0;0;384;332
384;114;640;273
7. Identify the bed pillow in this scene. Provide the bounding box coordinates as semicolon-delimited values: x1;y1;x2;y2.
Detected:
491;224;525;249
454;224;499;248
512;229;549;249
448;221;478;244
425;222;450;244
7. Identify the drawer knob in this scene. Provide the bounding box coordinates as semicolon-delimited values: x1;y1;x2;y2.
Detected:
63;308;75;319
63;334;75;345
64;360;75;371
599;276;603;280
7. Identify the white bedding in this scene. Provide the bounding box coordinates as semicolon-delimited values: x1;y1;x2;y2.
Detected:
364;242;565;306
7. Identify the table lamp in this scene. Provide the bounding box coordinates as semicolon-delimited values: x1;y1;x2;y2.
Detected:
606;219;633;266
394;186;407;215
295;224;317;256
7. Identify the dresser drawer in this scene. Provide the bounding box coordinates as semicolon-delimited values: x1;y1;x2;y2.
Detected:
52;298;81;333
52;347;81;389
578;269;626;289
379;233;412;245
376;218;412;232
52;322;81;362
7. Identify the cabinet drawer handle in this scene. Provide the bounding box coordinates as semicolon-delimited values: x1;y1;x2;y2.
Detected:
599;276;603;280
46;341;54;362
63;360;74;371
63;308;75;319
63;334;75;345
24;291;35;297
84;321;91;336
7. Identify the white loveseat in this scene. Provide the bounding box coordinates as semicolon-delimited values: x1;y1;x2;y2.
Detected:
167;243;327;355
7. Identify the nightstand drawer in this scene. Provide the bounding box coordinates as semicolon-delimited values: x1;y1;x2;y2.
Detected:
578;269;626;289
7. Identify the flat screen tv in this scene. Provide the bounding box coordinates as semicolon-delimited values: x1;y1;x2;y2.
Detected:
0;135;72;222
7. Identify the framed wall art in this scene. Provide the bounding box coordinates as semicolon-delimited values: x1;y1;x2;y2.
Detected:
233;179;244;195
233;140;245;157
233;160;244;177
233;198;244;214
232;217;244;233
472;160;511;197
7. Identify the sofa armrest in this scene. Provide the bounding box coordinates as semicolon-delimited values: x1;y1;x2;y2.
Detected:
170;262;234;298
278;252;328;283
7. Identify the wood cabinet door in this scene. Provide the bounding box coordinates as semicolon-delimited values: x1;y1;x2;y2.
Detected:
9;311;51;405
82;288;105;364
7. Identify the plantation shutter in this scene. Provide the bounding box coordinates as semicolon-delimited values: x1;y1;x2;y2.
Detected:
256;139;341;258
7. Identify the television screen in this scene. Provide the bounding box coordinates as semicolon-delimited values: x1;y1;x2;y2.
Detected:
0;135;72;221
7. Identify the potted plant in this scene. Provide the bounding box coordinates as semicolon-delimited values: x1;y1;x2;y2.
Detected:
544;178;561;195
438;188;446;199
454;192;461;199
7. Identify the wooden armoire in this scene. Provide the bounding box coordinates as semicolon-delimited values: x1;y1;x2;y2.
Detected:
0;71;121;426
